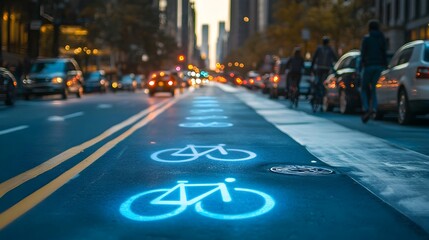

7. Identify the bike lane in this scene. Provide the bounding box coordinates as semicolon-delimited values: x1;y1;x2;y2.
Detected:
1;84;428;239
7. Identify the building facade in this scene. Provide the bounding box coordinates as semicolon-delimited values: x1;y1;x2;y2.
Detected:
216;21;228;64
376;0;429;52
201;24;209;68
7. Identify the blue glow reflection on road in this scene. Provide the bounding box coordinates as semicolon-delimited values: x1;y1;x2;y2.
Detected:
195;188;275;220
119;178;275;221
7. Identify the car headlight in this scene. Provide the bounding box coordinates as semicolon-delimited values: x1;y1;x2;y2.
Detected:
22;79;33;84
52;77;63;84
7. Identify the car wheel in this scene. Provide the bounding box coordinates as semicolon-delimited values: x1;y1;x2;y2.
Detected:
262;87;269;94
269;88;278;99
322;95;333;112
5;86;15;106
76;86;83;98
339;89;352;114
171;90;175;97
398;90;413;125
149;91;155;97
62;89;68;100
24;93;30;101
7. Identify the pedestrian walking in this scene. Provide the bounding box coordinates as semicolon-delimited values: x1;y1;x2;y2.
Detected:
360;19;388;123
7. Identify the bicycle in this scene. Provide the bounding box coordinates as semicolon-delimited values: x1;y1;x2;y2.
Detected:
310;77;324;113
288;79;299;109
151;144;256;163
119;178;275;221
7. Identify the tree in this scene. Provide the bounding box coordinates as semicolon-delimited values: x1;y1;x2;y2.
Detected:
80;0;177;73
225;0;375;68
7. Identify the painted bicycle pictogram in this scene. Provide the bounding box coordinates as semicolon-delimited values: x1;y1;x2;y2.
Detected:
186;115;228;120
150;144;256;163
178;122;233;128
119;178;275;221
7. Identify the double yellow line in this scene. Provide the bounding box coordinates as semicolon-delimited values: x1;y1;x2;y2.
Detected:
0;93;186;229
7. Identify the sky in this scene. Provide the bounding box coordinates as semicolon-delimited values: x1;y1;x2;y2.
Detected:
194;0;230;69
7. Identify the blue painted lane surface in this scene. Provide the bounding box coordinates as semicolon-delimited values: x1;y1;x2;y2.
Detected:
0;85;428;239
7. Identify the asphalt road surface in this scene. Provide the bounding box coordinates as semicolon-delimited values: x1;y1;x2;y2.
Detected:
0;84;428;239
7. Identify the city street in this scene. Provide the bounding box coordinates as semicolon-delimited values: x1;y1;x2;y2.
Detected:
0;83;428;239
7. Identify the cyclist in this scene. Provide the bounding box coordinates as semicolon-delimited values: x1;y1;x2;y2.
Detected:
310;36;337;110
285;47;304;108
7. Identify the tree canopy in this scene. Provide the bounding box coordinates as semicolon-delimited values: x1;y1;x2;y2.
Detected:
226;0;375;73
80;0;177;73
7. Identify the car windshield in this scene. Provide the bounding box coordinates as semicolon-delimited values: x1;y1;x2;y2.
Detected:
84;72;102;81
30;61;66;74
424;43;429;62
120;75;134;83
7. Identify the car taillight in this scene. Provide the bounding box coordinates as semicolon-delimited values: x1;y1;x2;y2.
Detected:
273;75;279;83
168;80;174;86
416;66;429;79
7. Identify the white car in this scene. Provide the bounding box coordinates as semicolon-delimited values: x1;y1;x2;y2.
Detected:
376;40;429;124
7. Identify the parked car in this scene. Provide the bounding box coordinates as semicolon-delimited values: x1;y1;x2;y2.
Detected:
243;71;262;90
267;58;288;99
323;50;361;114
22;58;84;100
112;74;137;92
135;74;146;89
84;70;108;93
147;71;177;97
376;40;429;124
299;61;313;98
0;68;17;105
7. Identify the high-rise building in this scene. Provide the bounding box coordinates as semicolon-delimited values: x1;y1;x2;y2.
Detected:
257;0;277;32
216;21;228;63
201;24;209;68
229;0;258;54
161;0;197;65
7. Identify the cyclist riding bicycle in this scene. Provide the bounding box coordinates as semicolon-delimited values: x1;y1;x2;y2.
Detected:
310;36;338;111
285;47;304;108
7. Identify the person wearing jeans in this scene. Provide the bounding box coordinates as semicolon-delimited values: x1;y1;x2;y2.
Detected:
360;20;387;123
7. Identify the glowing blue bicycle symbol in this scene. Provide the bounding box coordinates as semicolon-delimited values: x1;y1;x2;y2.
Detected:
151;144;256;163
178;122;233;128
119;178;275;221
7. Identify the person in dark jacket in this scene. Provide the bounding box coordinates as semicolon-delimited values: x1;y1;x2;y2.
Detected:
360;19;387;123
310;36;337;107
285;47;305;107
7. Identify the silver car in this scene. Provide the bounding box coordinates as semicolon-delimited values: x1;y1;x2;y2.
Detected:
376;40;429;124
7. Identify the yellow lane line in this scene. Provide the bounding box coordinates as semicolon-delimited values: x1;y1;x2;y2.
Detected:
0;94;183;229
0;99;171;198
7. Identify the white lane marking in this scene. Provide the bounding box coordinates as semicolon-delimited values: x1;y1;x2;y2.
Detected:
97;104;112;109
234;91;429;231
0;125;29;136
48;112;84;122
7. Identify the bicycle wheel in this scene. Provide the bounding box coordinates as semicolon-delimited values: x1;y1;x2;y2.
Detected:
151;148;198;163
311;96;320;113
120;189;187;221
194;187;275;220
206;149;256;162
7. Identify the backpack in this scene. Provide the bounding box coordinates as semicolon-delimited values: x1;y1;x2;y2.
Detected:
316;46;334;69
